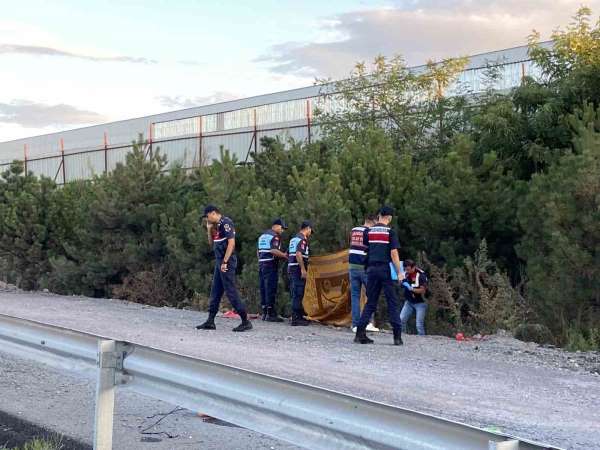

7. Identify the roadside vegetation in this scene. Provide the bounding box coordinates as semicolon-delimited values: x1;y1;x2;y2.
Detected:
2;438;64;450
0;8;598;350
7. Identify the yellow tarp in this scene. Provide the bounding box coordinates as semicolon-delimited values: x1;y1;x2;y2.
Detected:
303;250;364;326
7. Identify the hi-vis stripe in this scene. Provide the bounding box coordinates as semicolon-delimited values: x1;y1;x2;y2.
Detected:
368;226;390;244
411;272;421;288
349;249;367;255
213;237;227;242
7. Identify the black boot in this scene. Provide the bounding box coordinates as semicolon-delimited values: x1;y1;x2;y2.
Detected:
232;312;253;332
261;306;268;321
265;306;284;323
354;326;374;344
393;329;403;346
290;312;310;326
196;312;217;330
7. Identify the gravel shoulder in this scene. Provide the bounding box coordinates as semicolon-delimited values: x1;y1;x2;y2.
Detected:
1;289;599;450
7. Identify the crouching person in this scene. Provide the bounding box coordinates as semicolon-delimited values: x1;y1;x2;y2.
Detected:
400;259;428;336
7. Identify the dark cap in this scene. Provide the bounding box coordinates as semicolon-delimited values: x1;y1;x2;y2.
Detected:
379;205;395;217
201;204;219;218
272;218;288;229
300;220;313;230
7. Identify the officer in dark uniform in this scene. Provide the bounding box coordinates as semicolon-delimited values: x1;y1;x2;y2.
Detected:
257;218;288;322
287;221;313;326
196;205;252;332
354;206;403;345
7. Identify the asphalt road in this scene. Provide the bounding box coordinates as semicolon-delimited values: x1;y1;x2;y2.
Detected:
1;290;599;449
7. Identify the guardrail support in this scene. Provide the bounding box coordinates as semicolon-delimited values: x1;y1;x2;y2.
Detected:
94;339;120;450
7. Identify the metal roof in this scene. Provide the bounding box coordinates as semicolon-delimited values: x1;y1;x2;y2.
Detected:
0;42;551;162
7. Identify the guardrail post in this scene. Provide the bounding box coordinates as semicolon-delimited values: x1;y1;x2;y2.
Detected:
489;439;519;449
94;339;119;450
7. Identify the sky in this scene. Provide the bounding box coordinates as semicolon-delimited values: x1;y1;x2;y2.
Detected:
0;0;597;142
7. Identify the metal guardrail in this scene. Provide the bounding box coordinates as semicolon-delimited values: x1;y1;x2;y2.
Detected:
0;313;560;450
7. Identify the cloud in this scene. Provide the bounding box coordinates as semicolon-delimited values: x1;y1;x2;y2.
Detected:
177;59;204;66
0;43;157;64
257;0;600;78
156;92;240;109
0;100;109;128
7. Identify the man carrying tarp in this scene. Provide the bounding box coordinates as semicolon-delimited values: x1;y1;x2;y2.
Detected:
354;206;403;346
257;218;289;322
288;221;313;326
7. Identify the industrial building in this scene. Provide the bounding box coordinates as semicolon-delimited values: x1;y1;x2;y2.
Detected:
0;43;547;183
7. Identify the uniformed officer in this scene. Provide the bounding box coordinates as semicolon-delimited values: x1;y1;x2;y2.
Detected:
287;221;313;326
196;205;252;332
257;218;289;322
354;206;403;345
349;213;379;332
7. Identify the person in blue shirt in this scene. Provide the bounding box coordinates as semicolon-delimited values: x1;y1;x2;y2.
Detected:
196;205;252;332
400;259;429;335
348;214;379;332
257;218;289;322
354;206;403;345
287;221;313;326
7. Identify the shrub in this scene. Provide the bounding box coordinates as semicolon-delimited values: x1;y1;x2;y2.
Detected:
514;323;554;345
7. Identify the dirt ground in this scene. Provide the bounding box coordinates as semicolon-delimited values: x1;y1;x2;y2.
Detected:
1;288;599;449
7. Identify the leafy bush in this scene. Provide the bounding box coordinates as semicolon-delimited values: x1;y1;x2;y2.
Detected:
565;327;600;352
514;324;554;345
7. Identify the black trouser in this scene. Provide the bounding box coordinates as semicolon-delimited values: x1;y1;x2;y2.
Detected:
357;263;401;331
289;271;306;315
259;264;278;309
208;257;247;316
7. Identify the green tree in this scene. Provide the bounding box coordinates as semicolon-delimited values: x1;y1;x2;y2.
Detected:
0;163;60;289
315;54;468;157
518;104;600;339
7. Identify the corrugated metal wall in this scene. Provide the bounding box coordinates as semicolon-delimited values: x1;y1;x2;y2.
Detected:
0;43;550;182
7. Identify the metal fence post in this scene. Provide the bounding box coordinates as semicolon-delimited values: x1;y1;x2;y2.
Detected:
103;132;108;174
94;339;119;450
60;138;66;184
306;99;312;144
197;116;203;167
148;124;154;159
253;109;258;154
23;144;28;176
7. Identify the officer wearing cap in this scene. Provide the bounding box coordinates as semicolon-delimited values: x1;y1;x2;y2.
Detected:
196;205;252;332
354;206;403;345
257;218;288;322
287;221;313;326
